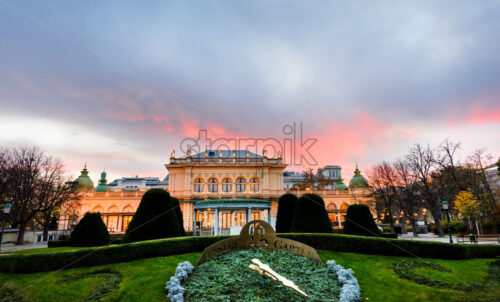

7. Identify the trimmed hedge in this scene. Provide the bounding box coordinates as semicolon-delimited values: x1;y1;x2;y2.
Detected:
275;193;298;233
123;189;181;243
0;236;231;274
291;194;333;233
278;233;500;260
48;240;72;248
3;233;500;274
343;204;380;237
69;213;110;247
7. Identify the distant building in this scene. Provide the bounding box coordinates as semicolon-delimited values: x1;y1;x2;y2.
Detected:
283;171;304;190
284;165;342;190
107;176;168;191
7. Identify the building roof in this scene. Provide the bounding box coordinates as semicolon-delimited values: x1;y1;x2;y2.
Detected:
349;166;369;188
75;164;94;191
336;178;349;190
191;150;263;159
95;170;108;192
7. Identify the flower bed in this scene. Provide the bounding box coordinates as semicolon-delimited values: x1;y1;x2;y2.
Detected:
166;249;361;302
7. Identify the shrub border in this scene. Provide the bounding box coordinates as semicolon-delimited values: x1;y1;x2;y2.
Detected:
1;233;499;274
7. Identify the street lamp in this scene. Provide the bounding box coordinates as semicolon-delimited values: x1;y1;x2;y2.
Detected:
1;201;12;252
441;200;453;244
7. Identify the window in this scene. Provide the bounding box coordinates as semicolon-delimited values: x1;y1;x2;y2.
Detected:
194;178;204;192
122;215;133;232
249;177;259;192
222;178;232;192
236;177;246;192
208;177;218;193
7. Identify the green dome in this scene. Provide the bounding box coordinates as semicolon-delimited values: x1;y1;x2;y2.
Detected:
349;166;369;188
335;178;348;190
95;170;108;192
76;164;94;191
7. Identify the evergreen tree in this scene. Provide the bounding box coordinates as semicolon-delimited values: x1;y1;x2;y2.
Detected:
171;197;186;236
69;212;110;246
291;193;333;233
343;204;380;237
122;189;181;243
275;193;298;233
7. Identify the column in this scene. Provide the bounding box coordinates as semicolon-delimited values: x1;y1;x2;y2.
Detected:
214;207;219;236
337;211;341;228
193;209;197;236
247;207;251;224
267;208;271;224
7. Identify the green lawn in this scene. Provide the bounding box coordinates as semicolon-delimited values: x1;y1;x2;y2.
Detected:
2;245;118;256
0;250;498;302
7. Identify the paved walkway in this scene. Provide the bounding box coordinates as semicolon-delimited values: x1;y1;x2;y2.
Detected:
0;242;48;254
399;233;499;245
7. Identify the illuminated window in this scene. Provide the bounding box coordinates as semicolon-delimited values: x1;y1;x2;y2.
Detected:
122;215;133;232
222;178;232;192
249;177;260;192
236;177;246;192
194;178;204;192
208;177;218;193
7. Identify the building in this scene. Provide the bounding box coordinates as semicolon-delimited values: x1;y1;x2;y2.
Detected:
107;176;168;191
283;171;304;190
59;151;374;235
284;165;343;190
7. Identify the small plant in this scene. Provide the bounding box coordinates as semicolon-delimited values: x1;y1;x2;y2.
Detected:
165;261;195;302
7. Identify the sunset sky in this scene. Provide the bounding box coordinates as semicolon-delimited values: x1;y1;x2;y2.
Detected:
1;1;499;183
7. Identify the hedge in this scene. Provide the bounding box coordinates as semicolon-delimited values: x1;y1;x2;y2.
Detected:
278;233;500;260
0;236;230;274
2;234;500;274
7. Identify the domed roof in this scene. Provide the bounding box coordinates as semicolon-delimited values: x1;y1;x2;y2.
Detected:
95;170;108;192
349;165;369;188
76;164;94;191
335;178;348;190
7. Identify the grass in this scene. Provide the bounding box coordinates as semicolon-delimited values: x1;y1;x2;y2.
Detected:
2;246;96;255
0;250;498;302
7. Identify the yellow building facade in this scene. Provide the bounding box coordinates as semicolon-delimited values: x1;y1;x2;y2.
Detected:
60;150;374;235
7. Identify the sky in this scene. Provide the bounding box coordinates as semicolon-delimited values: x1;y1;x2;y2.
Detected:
0;0;499;183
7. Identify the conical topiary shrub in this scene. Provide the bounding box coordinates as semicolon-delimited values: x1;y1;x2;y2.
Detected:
171;197;186;236
69;212;110;246
291;193;333;233
343;204;380;237
122;189;181;243
275;193;298;233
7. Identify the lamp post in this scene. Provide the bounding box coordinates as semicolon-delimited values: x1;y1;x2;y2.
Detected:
479;211;483;235
441;200;453;244
1;201;12;252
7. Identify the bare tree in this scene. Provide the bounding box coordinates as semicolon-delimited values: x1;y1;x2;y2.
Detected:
34;158;80;241
367;162;398;232
3;146;78;244
467;149;497;212
393;159;422;237
406;144;445;237
297;168;334;190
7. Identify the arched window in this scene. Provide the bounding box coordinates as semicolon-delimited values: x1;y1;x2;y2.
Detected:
236;177;246;192
326;203;337;211
194;178;204;193
340;203;349;210
249;177;260;192
222;177;232;193
208;177;218;193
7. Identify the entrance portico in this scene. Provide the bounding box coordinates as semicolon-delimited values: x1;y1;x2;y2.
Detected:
193;199;272;236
